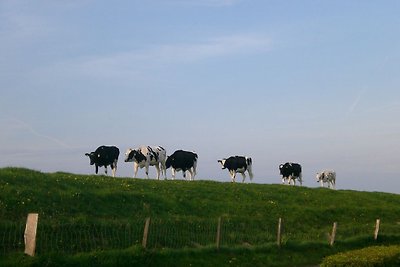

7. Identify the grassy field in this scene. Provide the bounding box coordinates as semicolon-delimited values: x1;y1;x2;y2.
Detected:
1;167;400;266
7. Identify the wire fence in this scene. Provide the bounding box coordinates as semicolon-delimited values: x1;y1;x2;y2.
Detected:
0;217;398;255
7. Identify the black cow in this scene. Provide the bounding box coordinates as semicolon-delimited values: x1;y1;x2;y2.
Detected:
218;156;254;183
165;150;198;180
85;146;120;177
279;162;302;186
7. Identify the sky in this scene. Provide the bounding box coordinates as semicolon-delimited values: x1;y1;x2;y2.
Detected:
1;0;399;194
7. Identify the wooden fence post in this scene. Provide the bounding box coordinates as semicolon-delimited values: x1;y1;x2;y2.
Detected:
277;218;282;247
142;217;151;249
374;219;381;240
216;217;222;249
24;213;39;256
329;222;337;246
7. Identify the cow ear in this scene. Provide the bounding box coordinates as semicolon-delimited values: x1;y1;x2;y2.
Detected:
85;153;89;157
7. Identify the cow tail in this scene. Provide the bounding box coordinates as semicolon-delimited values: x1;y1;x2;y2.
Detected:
246;157;252;166
192;152;198;176
246;157;254;180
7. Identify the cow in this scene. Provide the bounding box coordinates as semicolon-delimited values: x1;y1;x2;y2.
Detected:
124;146;167;179
218;156;254;183
165;150;198;180
279;162;303;186
316;170;336;189
85;146;119;177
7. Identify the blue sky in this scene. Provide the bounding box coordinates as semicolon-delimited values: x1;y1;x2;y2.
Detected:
1;0;400;193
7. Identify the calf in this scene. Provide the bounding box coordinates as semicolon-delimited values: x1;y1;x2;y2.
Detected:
124;146;166;179
218;156;254;183
85;146;119;177
279;162;302;186
316;170;336;189
165;150;198;180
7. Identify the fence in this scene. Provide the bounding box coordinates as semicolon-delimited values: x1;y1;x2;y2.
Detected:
0;215;395;256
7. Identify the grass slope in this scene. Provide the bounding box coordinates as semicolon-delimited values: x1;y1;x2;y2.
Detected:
1;167;400;266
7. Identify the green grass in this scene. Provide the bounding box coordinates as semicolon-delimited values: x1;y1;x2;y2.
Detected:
321;245;400;267
1;167;400;266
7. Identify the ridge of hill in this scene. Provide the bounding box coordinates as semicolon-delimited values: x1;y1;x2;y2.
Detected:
1;167;399;223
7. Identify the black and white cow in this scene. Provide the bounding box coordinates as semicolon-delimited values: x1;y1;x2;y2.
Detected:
316;170;336;189
279;162;302;186
85;146;119;177
218;156;254;183
124;146;166;179
165;150;198;180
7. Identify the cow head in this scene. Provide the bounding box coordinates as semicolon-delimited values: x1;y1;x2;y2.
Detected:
316;172;324;182
217;159;226;169
85;152;98;165
124;149;136;162
279;164;285;174
165;156;173;169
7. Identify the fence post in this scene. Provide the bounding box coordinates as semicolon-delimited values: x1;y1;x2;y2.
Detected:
24;213;39;256
216;217;222;249
329;222;337;246
142;217;151;249
277;218;282;247
374;219;381;240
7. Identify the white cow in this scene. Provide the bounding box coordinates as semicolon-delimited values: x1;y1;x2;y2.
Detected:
316;170;336;189
124;146;167;179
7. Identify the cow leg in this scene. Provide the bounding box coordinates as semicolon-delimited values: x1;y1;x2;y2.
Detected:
192;168;195;180
133;163;139;178
192;164;197;178
241;172;246;183
293;176;299;186
188;169;194;181
247;170;254;182
111;164;115;177
161;162;167;179
95;165;99;174
112;160;117;177
191;168;195;180
155;164;161;180
104;166;108;176
320;180;324;187
182;170;187;180
298;175;303;186
171;168;176;180
230;170;236;183
145;163;150;179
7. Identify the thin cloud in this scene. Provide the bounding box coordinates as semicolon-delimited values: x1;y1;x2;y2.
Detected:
31;34;272;82
2;117;71;149
347;90;365;115
86;34;272;64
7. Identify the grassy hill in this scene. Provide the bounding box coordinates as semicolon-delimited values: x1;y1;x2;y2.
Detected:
1;167;400;266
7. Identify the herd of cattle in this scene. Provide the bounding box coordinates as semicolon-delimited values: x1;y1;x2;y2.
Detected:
85;145;336;189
